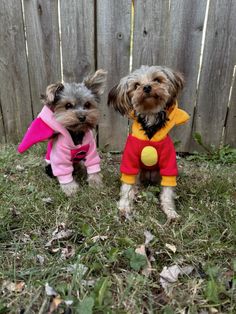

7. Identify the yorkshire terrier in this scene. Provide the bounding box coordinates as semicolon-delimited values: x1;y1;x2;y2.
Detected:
108;65;189;221
18;70;107;196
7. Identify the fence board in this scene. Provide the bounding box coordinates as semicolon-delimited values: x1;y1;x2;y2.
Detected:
97;0;131;151
60;0;95;82
166;0;207;152
132;0;169;69
23;0;61;116
225;73;236;147
192;0;236;149
0;0;32;143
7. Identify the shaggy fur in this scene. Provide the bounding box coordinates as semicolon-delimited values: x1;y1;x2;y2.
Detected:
108;65;184;221
41;69;107;196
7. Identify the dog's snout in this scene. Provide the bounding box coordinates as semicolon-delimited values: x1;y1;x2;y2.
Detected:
143;85;152;93
78;115;86;122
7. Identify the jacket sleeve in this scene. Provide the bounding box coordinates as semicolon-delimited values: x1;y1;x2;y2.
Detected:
84;132;101;174
50;140;74;184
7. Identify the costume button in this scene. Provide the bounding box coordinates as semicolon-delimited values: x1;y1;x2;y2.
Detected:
141;146;158;166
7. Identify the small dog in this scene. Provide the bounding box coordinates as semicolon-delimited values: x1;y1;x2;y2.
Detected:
108;65;189;221
18;69;107;196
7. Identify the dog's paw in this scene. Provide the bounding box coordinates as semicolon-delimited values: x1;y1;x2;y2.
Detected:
160;186;180;221
60;180;79;196
87;172;103;188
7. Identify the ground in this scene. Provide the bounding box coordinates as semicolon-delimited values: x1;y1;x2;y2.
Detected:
0;143;236;314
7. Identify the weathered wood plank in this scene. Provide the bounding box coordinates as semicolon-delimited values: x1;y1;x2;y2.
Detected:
132;0;169;69
192;0;236;149
166;0;207;152
97;0;131;151
60;0;95;82
23;0;61;116
225;71;236;147
0;0;32;143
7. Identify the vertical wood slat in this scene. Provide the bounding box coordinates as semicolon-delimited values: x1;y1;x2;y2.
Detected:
60;0;95;82
166;0;207;152
192;0;236;149
0;0;32;143
225;72;236;147
23;0;61;116
132;0;169;69
97;0;131;151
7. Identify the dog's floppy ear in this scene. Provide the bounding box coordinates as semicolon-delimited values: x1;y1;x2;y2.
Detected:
41;82;64;107
108;82;132;116
83;69;107;99
172;71;184;93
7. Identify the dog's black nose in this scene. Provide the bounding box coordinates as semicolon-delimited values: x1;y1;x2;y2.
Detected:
79;116;86;122
143;85;152;93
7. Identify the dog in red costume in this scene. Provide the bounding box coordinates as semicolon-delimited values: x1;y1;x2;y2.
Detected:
108;65;189;221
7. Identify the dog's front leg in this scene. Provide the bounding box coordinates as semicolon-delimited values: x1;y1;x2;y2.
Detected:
60;179;79;196
118;183;135;219
160;186;179;221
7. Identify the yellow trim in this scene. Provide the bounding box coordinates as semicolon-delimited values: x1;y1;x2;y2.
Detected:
130;102;190;141
121;173;136;185
161;176;177;187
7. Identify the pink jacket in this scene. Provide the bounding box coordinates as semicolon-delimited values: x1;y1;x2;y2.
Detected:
18;106;101;184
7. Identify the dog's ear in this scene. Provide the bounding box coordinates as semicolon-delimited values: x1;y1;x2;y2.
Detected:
108;82;132;116
41;82;64;107
83;69;107;99
172;71;184;93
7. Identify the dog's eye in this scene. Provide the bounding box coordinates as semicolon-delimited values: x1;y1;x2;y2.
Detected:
65;103;73;110
84;102;92;109
154;78;161;83
134;82;140;89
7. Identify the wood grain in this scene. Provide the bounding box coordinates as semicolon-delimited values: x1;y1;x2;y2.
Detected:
23;0;61;116
60;0;95;83
0;0;32;142
192;0;236;149
96;0;131;151
166;0;207;152
132;0;169;69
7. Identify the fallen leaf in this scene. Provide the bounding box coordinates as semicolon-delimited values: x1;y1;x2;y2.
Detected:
64;300;73;306
65;263;88;276
81;279;96;287
45;283;57;296
45;223;73;247
165;243;177;253
160;265;194;292
61;246;75;260
36;255;45;265
135;245;152;277
16;165;24;171
48;296;63;314
42;197;53;204
144;230;154;245
2;280;25;293
91;235;108;242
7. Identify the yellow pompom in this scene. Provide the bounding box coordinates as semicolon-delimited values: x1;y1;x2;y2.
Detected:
141;146;158;166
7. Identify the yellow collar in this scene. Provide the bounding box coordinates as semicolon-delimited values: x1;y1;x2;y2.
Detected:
130;102;189;141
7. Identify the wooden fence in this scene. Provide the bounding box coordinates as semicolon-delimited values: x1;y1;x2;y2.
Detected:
0;0;236;152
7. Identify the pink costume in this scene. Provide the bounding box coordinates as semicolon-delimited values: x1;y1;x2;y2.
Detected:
18;105;101;184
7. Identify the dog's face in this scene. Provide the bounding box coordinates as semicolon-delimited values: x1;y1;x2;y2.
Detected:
108;66;184;115
41;70;107;133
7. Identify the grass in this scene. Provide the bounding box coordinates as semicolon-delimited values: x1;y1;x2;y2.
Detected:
0;143;236;313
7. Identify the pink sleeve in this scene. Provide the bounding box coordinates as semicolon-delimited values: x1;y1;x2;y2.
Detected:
50;140;74;184
84;132;101;174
